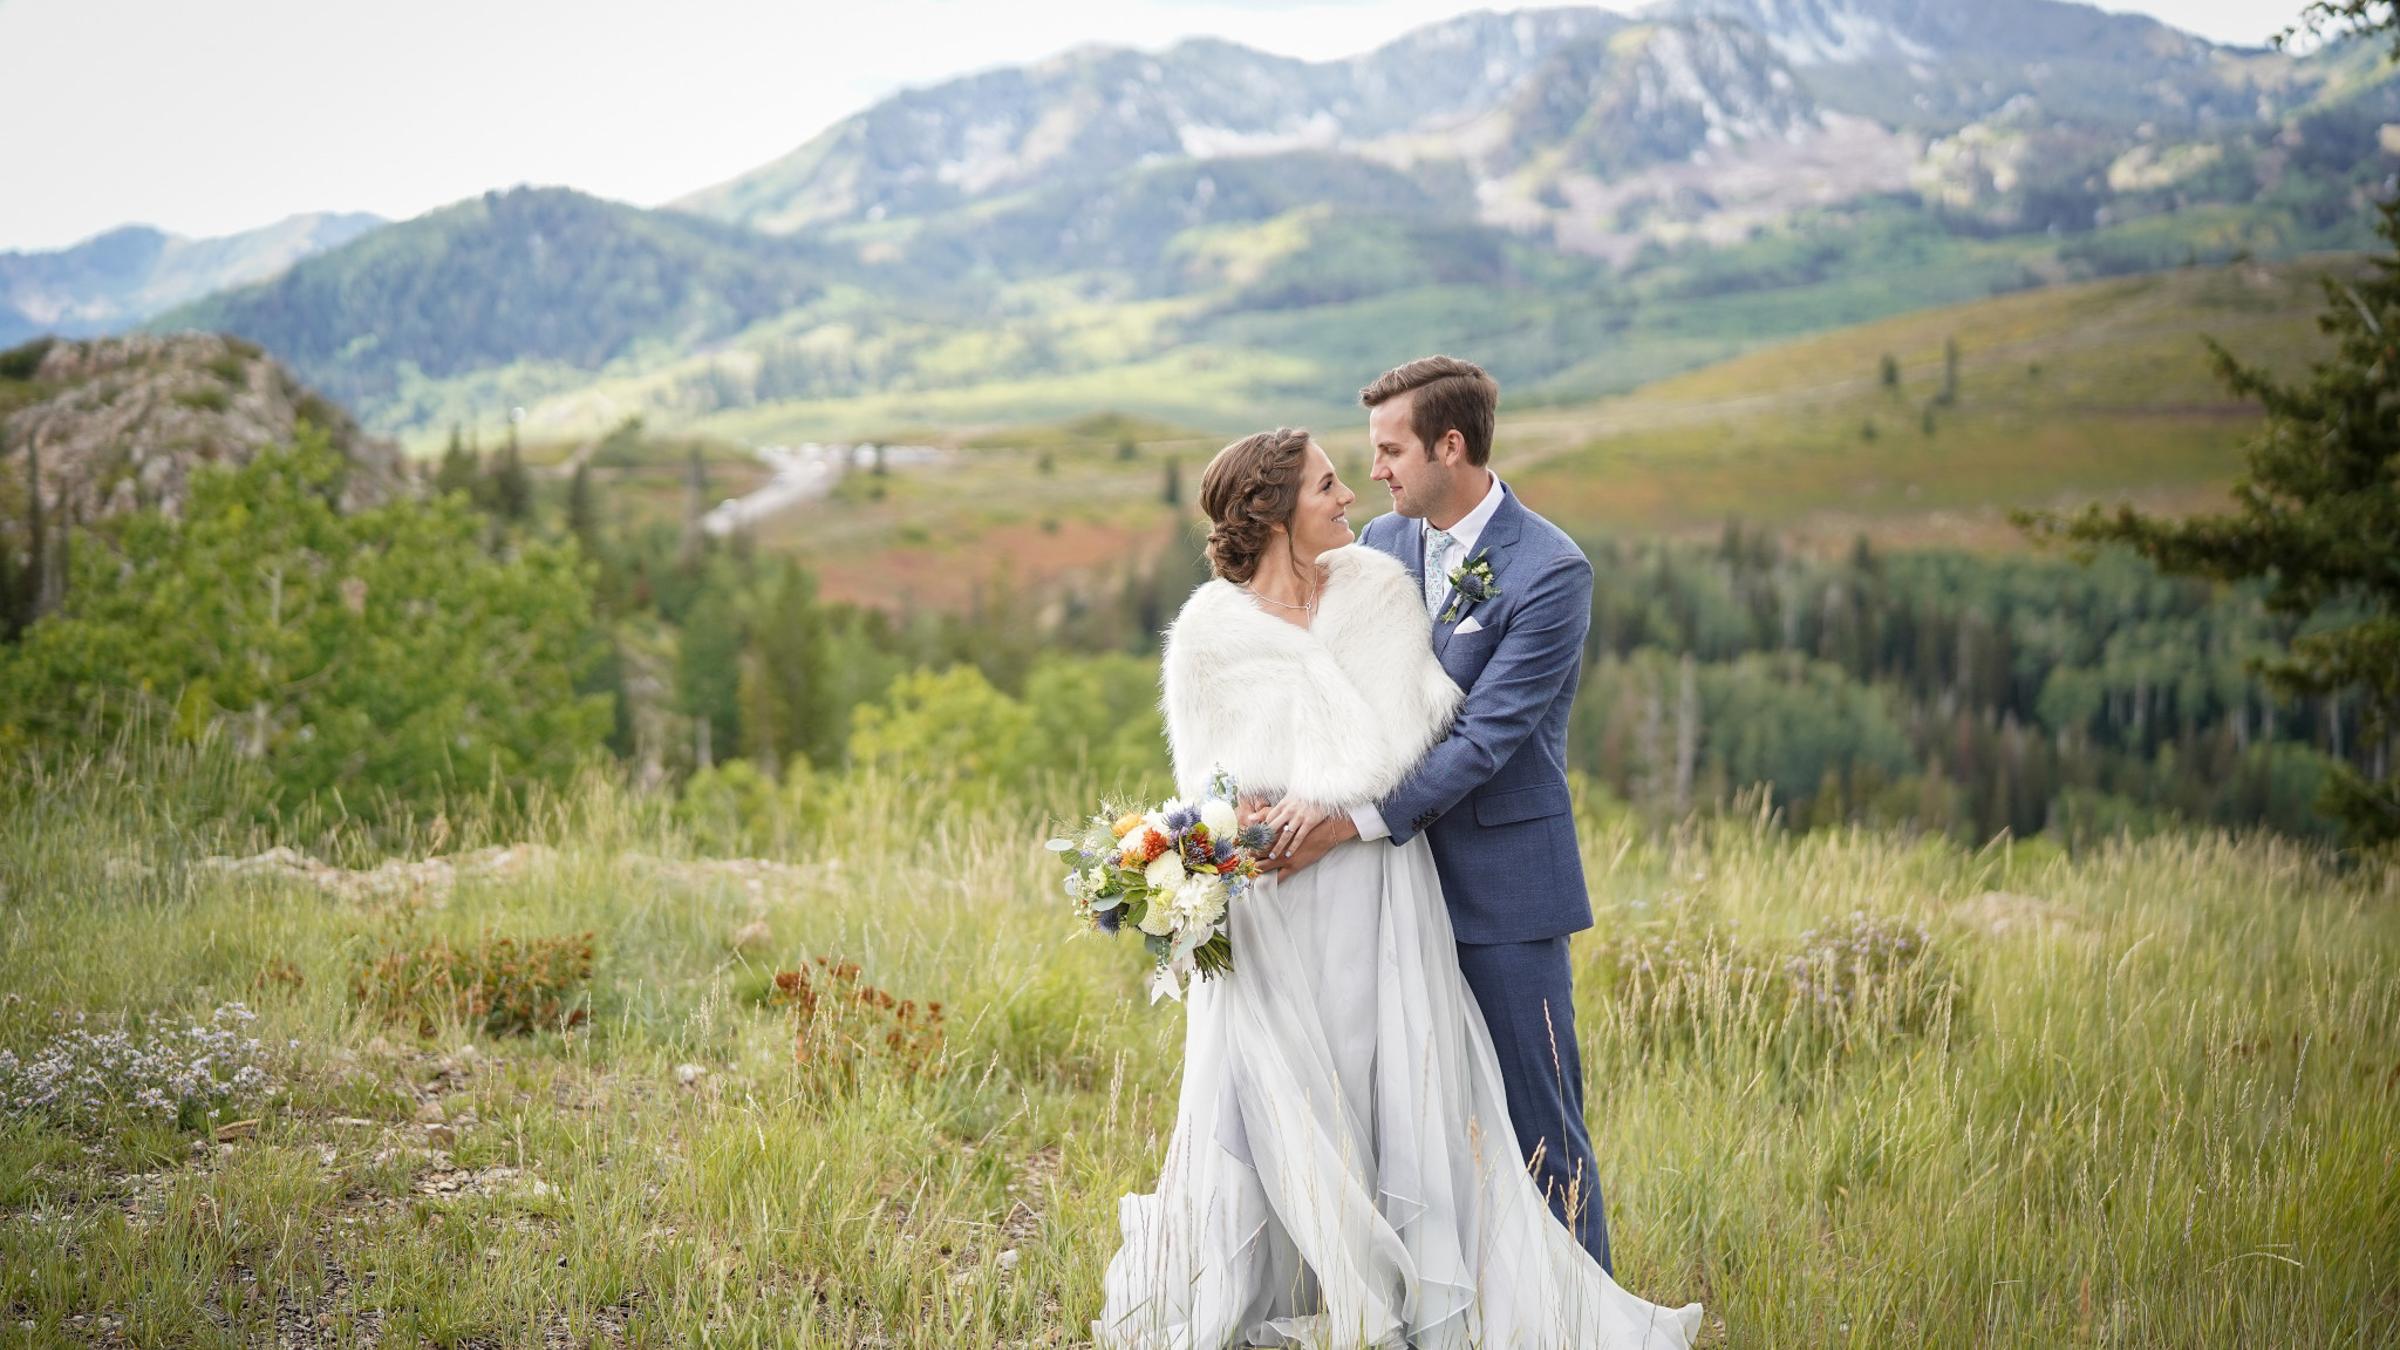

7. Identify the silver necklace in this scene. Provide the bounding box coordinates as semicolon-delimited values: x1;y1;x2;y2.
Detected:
1242;583;1316;620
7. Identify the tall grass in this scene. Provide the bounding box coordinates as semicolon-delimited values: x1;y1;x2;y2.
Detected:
0;734;2393;1344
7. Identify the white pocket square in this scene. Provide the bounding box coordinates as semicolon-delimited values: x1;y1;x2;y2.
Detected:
1454;614;1485;635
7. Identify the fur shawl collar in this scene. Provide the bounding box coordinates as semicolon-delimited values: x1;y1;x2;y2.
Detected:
1159;543;1462;807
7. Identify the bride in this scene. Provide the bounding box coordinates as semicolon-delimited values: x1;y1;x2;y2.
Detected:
1093;428;1701;1348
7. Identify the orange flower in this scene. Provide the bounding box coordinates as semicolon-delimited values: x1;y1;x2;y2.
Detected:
1111;812;1147;839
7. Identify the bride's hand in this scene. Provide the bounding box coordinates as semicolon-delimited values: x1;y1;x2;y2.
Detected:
1256;798;1331;861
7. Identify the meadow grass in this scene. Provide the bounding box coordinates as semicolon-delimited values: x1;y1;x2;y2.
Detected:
1;739;2393;1345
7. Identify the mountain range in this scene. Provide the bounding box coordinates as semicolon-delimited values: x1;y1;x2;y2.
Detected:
4;0;2391;442
0;213;382;349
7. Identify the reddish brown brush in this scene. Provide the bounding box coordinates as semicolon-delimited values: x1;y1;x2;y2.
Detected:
351;929;597;1039
769;955;945;1092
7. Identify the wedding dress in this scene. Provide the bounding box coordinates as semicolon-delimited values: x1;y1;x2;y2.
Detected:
1092;544;1701;1349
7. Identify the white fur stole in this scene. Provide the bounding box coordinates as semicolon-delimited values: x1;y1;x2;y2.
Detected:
1159;543;1462;808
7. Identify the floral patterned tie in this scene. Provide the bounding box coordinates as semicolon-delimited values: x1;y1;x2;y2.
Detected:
1423;527;1455;617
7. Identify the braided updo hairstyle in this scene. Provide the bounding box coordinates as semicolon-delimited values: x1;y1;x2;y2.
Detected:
1198;426;1313;585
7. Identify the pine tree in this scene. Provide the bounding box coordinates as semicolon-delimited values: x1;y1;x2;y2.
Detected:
490;424;533;521
737;559;838;769
0;524;19;644
566;461;599;546
2025;195;2400;843
678;585;743;770
16;433;44;631
434;424;478;500
1879;353;1901;392
1162;458;1181;507
679;445;712;568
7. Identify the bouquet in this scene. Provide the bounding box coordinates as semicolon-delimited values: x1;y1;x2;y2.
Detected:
1048;769;1272;1003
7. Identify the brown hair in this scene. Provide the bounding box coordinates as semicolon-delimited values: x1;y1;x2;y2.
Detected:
1359;355;1498;466
1198;426;1312;584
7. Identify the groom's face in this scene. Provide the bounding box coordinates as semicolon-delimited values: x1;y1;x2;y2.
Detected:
1367;390;1464;521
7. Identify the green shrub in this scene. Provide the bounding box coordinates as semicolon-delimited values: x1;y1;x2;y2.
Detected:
0;427;614;830
0;336;54;381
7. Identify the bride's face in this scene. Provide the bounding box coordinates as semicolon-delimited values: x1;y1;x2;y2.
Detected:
1284;440;1358;559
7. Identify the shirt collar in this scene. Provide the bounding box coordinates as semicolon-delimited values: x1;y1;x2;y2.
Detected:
1428;472;1505;561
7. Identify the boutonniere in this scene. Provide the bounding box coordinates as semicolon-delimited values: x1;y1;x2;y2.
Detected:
1440;551;1499;624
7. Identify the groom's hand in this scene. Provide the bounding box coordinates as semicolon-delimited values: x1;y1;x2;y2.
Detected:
1258;812;1357;876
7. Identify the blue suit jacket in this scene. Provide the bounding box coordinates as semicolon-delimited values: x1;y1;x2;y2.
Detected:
1360;481;1595;945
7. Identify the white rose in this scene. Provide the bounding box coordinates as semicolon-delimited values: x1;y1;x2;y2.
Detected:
1144;851;1187;892
1201;799;1239;839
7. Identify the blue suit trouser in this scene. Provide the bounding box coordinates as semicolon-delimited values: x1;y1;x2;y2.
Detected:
1454;935;1613;1273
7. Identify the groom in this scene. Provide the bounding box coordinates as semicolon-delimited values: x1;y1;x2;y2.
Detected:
1258;355;1611;1272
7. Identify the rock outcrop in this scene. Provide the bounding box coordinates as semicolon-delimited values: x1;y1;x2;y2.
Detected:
0;331;409;527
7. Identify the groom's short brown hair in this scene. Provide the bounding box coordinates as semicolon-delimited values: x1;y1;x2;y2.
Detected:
1360;356;1497;466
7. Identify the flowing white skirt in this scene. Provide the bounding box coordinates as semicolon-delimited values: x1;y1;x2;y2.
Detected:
1092;834;1703;1349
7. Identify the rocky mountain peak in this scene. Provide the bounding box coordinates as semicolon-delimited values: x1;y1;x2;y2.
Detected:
1490;16;1817;175
673;6;1630;234
1648;0;2221;66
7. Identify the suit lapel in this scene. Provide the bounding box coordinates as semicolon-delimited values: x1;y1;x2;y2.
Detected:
1433;481;1527;661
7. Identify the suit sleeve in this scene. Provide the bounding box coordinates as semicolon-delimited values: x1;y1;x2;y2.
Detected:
1373;554;1592;846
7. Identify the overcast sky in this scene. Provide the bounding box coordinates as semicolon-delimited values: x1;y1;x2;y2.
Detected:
0;0;2323;252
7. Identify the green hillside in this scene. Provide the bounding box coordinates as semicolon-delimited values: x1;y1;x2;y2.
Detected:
153;188;833;428
1505;255;2358;549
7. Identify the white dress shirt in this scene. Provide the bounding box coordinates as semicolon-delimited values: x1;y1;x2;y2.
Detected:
1350;473;1503;842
